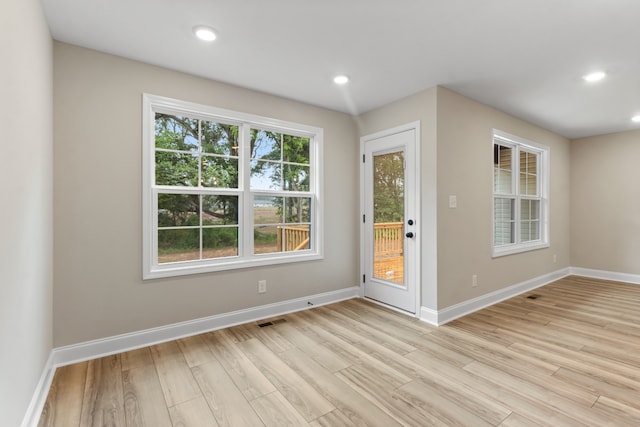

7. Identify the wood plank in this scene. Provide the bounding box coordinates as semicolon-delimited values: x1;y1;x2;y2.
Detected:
150;341;201;407
552;367;640;410
464;361;610;426
592;395;640;425
250;391;311;427
335;364;452;426
309;409;358;427
279;347;403;427
204;329;277;401
293;309;367;346
339;299;434;348
121;347;154;372
314;305;418;354
239;338;335;421
509;341;640;385
432;325;560;374
176;334;216;367
168;396;220;427
122;365;172;427
192;359;265;427
304;331;413;387
224;322;257;343
367;347;512;425
395;379;495;427
270;321;352;372
79;355;126;426
498;412;543;427
404;350;582;427
232;321;296;354
38;362;87;427
337;355;411;390
345;298;436;335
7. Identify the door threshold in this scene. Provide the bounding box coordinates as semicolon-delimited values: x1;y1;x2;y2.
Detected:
362;296;418;318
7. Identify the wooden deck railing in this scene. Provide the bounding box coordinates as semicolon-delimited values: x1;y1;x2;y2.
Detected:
276;222;403;256
374;222;403;257
277;225;310;251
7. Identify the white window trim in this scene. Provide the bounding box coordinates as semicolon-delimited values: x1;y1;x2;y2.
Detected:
142;94;324;279
492;129;550;258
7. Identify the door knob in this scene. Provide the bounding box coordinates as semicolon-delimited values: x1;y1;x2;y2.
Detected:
405;232;414;238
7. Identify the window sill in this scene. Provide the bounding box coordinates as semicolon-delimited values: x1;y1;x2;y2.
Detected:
143;251;323;280
492;241;549;258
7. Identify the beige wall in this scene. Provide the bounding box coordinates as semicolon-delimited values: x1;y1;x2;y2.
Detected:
571;130;640;274
436;88;571;308
358;87;571;310
0;0;53;425
53;42;359;346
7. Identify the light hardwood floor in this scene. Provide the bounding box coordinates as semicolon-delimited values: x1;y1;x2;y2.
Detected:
38;276;640;426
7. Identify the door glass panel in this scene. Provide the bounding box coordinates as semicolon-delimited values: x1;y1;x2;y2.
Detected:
372;151;404;285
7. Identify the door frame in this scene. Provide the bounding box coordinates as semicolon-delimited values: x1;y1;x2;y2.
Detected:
360;121;421;316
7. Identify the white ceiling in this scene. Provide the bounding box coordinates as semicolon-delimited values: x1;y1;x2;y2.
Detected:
42;0;640;138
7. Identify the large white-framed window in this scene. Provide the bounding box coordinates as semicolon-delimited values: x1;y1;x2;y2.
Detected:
143;94;323;279
493;129;549;257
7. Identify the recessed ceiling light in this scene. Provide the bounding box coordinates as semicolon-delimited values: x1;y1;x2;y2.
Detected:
193;26;217;42
583;71;606;83
632;115;640;123
333;75;349;85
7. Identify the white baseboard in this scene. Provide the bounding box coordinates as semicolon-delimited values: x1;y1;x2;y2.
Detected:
419;306;439;326
21;352;55;427
420;267;571;326
569;267;640;285
52;286;359;368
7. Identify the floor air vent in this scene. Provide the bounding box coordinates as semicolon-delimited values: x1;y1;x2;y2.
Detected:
526;294;541;300
257;318;287;328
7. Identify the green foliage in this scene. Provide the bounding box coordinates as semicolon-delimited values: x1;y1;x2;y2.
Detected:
155;113;239;228
203;227;238;248
250;130;310;192
154;114;312;259
250;130;312;226
155;113;239;189
158;226;238;253
254;227;277;244
158;194;198;227
373;152;404;222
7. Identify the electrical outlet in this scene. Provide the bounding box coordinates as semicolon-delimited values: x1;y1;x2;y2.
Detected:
472;274;478;287
258;280;267;293
553;254;557;263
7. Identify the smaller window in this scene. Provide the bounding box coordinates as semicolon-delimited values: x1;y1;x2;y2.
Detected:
492;130;549;257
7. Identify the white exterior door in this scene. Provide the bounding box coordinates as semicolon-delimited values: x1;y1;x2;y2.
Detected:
361;124;419;314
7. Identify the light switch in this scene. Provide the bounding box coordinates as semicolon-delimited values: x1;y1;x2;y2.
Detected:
449;195;457;209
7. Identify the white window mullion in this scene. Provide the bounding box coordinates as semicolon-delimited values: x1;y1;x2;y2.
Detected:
514;145;521;244
198;119;203;188
199;194;203;260
280;133;285;190
241;124;253;259
151;188;159;266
